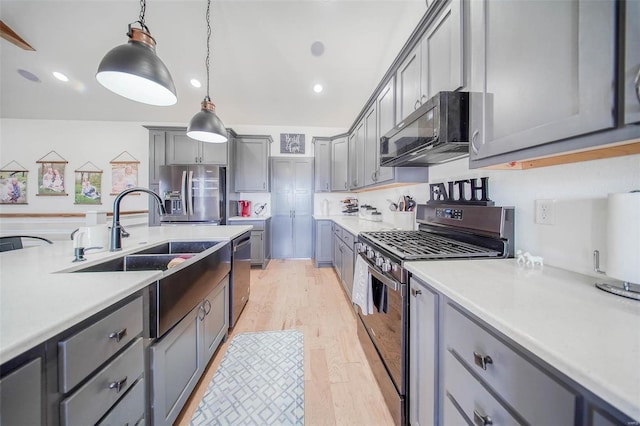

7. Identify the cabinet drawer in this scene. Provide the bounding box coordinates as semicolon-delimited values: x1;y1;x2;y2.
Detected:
444;303;576;425
342;230;355;247
61;337;144;426
97;377;145;426
229;219;264;231
59;297;143;393
444;351;521;425
334;225;342;238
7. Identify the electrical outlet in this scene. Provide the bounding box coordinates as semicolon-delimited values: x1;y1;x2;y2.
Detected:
535;199;555;225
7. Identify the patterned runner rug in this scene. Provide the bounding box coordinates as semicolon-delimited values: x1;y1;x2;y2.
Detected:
190;329;304;425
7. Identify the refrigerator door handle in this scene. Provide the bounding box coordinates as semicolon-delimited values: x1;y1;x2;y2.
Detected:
181;171;187;215
187;170;195;216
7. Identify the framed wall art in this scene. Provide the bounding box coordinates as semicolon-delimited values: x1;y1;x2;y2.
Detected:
0;161;28;204
280;133;305;154
36;151;68;196
74;161;103;205
110;151;139;195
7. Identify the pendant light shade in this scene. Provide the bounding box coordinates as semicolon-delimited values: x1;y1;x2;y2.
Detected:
187;99;228;142
187;0;227;143
96;6;177;106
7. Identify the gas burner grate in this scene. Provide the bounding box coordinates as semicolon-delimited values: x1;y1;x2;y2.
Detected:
361;231;501;260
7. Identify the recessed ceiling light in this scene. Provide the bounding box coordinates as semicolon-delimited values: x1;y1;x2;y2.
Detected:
190;78;202;88
52;71;69;82
17;69;40;82
313;84;323;93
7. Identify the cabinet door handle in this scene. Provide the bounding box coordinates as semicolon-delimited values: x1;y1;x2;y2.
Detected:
203;299;212;315
198;305;206;321
263;182;266;189
344;182;347;189
108;376;128;393
471;130;480;155
414;99;421;110
635;68;640;104
473;410;493;426
108;328;127;342
326;182;329;190
473;351;493;370
420;94;428;104
411;288;422;297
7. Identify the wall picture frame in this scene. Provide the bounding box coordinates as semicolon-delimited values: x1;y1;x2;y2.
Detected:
36;151;68;196
74;161;102;205
280;133;305;154
0;161;28;204
110;151;140;195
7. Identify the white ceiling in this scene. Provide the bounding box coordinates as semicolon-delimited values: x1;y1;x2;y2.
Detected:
0;0;426;129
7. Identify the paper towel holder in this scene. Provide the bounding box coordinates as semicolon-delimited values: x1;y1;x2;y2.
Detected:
593;249;640;301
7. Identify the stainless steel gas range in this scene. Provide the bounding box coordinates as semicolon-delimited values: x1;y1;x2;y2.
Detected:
354;203;515;425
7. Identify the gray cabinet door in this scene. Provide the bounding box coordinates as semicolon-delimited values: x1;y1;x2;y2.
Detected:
625;0;640;125
376;78;395;183
314;139;331;192
150;304;201;426
396;44;422;122
342;244;354;297
271;158;313;259
201;276;229;361
349;121;365;189
314;220;333;265
149;130;166;184
331;136;349;191
200;140;227;165
469;0;616;160
422;0;464;98
409;277;438;426
166;132;200;164
0;357;42;426
235;137;270;192
333;232;343;279
364;104;377;187
250;230;264;265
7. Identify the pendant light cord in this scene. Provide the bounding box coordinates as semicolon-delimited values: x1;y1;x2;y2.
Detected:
205;0;212;102
132;0;150;34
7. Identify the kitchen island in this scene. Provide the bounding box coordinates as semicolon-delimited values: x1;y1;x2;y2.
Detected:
0;224;251;425
406;259;640;424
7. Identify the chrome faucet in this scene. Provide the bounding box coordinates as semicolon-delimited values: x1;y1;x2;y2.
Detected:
110;187;166;252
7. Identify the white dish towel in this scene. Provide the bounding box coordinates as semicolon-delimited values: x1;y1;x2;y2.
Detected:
352;255;374;315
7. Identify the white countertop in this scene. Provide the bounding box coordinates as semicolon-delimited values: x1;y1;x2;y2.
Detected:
0;225;252;363
406;259;640;421
228;215;271;221
313;215;399;235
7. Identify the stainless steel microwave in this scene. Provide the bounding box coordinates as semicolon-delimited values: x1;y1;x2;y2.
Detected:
380;91;469;167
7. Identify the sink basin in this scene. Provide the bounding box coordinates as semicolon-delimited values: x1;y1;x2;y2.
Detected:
134;241;222;255
73;254;195;272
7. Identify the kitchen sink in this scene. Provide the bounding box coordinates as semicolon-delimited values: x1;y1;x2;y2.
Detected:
133;241;222;255
72;254;196;272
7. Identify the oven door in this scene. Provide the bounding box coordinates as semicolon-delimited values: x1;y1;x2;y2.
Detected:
358;259;407;394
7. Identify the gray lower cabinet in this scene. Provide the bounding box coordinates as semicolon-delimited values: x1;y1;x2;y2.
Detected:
468;0;616;162
97;377;145;426
228;218;271;268
409;277;438;426
150;276;229;426
234;135;271;192
271;158;314;259
313;138;331;192
332;224;355;298
0;357;42;426
314;219;333;267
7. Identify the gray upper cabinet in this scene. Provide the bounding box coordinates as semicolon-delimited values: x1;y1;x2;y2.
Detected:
234;135;271;192
396;44;422;123
625;0;640;125
349;121;365;189
469;0;616;161
313;137;331;192
331;136;349;191
421;0;464;97
149;129;167;185
166;131;228;165
363;104;378;187
375;78;395;183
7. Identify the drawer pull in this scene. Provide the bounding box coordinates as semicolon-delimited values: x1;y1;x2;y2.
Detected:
108;376;128;393
473;409;493;426
411;288;422;297
108;328;127;342
203;299;212;315
473;351;493;370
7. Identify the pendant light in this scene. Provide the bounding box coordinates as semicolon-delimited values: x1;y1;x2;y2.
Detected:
96;0;177;106
187;0;228;143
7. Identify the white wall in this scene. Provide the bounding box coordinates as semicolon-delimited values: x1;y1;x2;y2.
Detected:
353;154;640;278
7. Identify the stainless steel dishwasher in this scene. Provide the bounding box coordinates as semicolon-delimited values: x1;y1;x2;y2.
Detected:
230;232;251;328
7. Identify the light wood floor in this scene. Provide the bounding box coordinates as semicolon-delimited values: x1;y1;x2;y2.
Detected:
175;259;394;425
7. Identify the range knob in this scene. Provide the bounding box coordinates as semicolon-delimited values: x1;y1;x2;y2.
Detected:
375;255;385;267
366;248;375;259
357;243;367;253
381;260;392;272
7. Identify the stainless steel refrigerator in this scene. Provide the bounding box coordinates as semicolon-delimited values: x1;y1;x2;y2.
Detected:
159;165;226;224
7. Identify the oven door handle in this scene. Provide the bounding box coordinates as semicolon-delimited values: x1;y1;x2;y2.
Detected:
368;263;399;293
